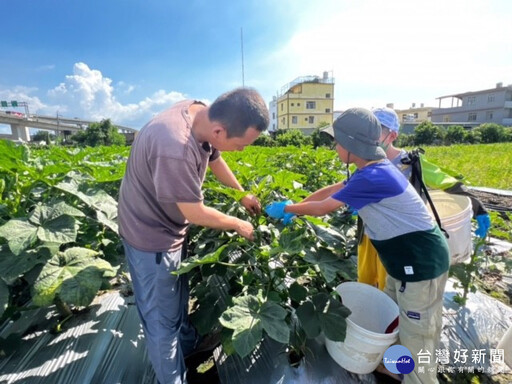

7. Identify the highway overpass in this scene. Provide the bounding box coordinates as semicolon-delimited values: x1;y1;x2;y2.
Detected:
0;111;137;142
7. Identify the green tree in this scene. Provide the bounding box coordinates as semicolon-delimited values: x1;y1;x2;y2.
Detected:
475;123;506;143
311;122;333;148
395;133;414;148
32;130;56;143
71;119;126;147
444;125;466;145
252;133;276;147
414;121;443;146
275;129;312;147
463;129;481;144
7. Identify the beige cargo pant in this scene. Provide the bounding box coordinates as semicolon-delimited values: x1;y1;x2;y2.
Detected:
384;272;448;384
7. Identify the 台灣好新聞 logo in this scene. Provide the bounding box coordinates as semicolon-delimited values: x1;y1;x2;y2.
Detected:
383;345;415;374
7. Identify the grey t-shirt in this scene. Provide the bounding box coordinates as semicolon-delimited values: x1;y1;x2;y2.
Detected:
118;100;220;252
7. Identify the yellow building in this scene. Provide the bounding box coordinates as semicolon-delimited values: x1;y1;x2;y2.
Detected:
277;72;334;134
394;103;433;123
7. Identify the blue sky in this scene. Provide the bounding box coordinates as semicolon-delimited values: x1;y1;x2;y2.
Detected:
1;0;511;130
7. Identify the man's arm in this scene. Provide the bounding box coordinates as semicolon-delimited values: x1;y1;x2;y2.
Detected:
209;156;261;214
177;201;254;240
209;156;244;190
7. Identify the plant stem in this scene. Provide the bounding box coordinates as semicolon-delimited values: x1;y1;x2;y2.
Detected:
54;296;73;317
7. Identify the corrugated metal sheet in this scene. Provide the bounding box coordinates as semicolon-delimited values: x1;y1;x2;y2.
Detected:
0;292;156;384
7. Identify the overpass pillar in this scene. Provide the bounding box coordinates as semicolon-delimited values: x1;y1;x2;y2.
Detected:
11;124;31;142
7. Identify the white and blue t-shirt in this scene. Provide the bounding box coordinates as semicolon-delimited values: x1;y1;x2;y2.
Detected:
332;160;449;282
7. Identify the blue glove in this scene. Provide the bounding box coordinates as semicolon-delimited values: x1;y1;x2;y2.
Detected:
283;213;295;225
265;200;295;224
475;213;491;238
347;205;358;216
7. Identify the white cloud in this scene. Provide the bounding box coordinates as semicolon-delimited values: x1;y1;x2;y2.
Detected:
261;0;512;110
0;86;46;113
44;62;186;128
117;81;136;95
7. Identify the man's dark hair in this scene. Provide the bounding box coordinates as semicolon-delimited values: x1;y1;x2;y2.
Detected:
209;87;269;138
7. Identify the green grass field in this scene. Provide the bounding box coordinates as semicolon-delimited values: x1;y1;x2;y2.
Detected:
419;143;512;190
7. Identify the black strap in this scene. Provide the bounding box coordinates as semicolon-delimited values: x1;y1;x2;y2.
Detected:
356;216;365;245
402;149;449;239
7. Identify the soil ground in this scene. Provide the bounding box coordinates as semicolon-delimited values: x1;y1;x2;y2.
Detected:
470;189;512;211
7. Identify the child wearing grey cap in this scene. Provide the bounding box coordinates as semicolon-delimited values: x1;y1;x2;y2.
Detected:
266;107;449;383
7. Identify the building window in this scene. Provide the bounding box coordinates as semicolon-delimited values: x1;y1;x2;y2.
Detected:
467;96;476;106
325;93;331;98
488;94;495;103
486;111;494;120
325;108;331;113
281;117;285;124
427;111;432;117
308;116;315;124
468;113;477;121
306;101;316;109
292;116;298;124
414;113;418;118
297;103;301;106
272;112;275;119
281;104;283;111
291;103;294;107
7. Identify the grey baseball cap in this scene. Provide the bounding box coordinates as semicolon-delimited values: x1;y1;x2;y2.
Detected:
324;108;386;160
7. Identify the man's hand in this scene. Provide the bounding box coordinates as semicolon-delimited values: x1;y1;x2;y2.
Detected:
235;219;255;240
240;194;261;215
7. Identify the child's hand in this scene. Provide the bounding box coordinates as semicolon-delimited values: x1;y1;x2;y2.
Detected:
265;200;296;225
265;200;292;219
475;213;491;238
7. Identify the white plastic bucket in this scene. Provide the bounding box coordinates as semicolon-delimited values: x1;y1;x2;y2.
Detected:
428;190;473;264
325;282;399;374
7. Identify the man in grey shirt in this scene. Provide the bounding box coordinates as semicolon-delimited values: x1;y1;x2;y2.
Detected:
118;87;269;383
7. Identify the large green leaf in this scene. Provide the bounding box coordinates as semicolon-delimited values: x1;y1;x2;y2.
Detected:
32;247;116;307
303;247;348;282
96;210;118;234
31;203;80;243
259;301;289;344
31;201;85;221
308;221;346;250
219;295;263;357
278;230;304;255
232;323;263;358
0;246;50;284
0;140;30;172
35;215;77;244
175;245;229;275
55;178;118;220
205;184;249;202
296;293;351;342
288;282;308;303
0;219;38;256
219;295;289;357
